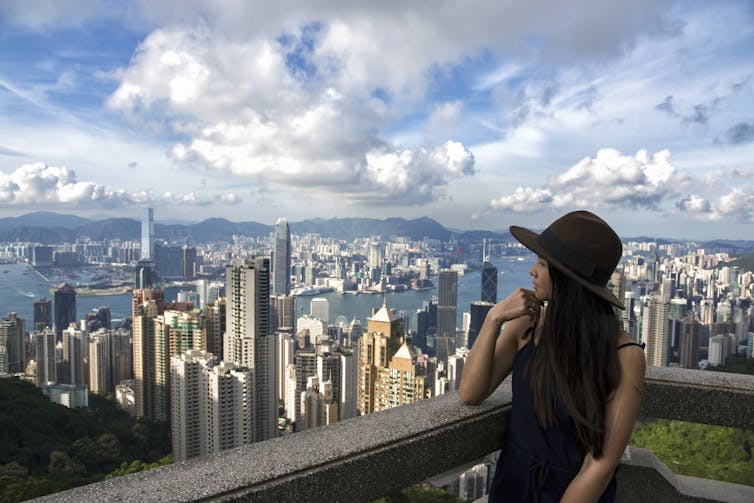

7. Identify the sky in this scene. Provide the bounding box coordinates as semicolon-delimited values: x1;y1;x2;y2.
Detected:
0;0;753;240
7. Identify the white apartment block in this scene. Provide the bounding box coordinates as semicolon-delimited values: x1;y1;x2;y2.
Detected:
170;350;253;462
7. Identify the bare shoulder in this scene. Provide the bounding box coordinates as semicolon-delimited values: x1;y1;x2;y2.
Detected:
616;333;646;392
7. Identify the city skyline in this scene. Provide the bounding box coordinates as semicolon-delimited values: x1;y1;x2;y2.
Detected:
1;1;753;240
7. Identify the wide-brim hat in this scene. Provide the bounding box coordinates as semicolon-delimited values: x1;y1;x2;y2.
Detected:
510;211;624;309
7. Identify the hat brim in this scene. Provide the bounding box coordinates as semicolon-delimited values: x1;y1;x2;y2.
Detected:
510;225;625;310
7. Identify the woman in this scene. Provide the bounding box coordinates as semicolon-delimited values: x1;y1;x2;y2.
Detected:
459;211;646;503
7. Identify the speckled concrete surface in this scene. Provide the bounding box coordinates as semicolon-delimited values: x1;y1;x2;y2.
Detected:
28;368;753;502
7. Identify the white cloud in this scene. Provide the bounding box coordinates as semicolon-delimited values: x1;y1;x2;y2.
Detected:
715;188;754;221
215;193;242;205
0;162;209;208
0;162;127;206
490;148;690;212
490;187;553;212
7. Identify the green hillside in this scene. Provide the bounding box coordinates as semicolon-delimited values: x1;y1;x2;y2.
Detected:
630;419;754;486
0;377;171;502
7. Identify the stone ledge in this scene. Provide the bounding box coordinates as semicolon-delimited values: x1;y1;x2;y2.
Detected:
30;370;754;502
32;383;513;503
642;367;754;430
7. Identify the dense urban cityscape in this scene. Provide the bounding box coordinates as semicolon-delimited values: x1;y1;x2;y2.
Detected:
0;208;752;501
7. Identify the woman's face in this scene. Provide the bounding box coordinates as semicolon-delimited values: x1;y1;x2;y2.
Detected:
529;256;552;301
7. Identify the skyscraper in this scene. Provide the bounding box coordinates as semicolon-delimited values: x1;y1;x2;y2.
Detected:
373;340;429;412
436;270;458;366
480;239;497;304
61;324;88;386
132;288;165;420
0;313;25;374
679;312;701;369
468;301;494;348
358;301;403;415
225;258;277;442
53;283;76;342
272;218;291;296
33;328;56;385
170;350;253;461
33;298;52;331
141;207;154;261
643;295;670;367
270;294;295;334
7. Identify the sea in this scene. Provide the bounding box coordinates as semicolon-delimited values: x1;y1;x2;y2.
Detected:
0;255;535;330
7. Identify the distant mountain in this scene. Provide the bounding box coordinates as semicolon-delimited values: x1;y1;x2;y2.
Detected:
78;218;141;241
702;239;754;251
290;216;452;240
0;211;91;232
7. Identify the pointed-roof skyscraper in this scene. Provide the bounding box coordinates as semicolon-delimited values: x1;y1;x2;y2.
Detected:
272;217;291;296
481;238;498;304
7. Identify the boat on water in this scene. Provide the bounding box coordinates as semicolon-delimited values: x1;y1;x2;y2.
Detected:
291;286;334;296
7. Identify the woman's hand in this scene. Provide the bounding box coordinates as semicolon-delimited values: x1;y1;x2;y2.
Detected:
487;287;541;326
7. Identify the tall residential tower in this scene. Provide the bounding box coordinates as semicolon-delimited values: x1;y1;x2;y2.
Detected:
225;258;277;442
272;218;291;296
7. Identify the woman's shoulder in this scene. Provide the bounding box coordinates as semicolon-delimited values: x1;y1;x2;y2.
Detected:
617;332;644;351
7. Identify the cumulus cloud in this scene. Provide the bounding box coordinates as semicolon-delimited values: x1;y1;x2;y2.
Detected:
359;141;475;204
107;24;478;204
0;162;209;208
490;148;691;212
676;188;754;222
100;1;679;207
490;187;553;212
0;162;129;206
715;188;754;221
215;193;242;204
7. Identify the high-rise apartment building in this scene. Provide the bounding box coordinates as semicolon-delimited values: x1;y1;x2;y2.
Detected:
643;295;670;367
299;376;337;431
277;332;296;402
373;341;429;411
202;299;226;359
89;331;111;393
33;328;56;385
679;312;701;369
33;298;52;331
170;350;253;461
358;302;403;415
436;270;458;366
224;258;277;442
61;324;88;386
0;313;25;374
89;328;133;394
272;217;291;296
141;207;154;261
53;283;76;342
132;288;165;420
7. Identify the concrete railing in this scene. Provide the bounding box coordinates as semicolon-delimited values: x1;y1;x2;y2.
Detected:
34;367;754;503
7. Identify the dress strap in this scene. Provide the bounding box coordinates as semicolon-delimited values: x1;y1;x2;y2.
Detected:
617;341;645;350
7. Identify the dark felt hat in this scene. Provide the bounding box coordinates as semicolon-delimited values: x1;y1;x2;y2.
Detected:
510;211;624;309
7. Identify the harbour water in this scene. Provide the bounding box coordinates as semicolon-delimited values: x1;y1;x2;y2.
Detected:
0;255;535;329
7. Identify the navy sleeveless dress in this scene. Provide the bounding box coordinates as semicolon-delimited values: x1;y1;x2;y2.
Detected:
488;338;641;502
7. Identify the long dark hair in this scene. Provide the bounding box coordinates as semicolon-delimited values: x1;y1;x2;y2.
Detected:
526;265;621;458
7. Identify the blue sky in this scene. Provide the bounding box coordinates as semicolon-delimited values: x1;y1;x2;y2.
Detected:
1;0;753;239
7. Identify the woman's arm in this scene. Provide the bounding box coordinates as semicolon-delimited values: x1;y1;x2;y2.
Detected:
560;344;646;503
458;288;539;405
